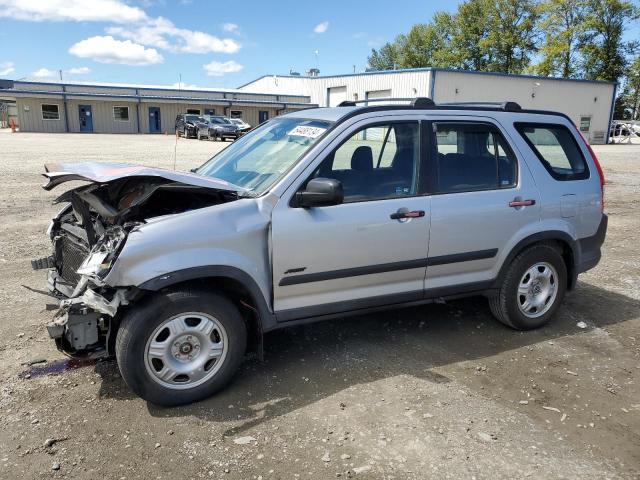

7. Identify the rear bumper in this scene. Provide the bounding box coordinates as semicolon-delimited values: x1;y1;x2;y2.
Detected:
577;214;607;274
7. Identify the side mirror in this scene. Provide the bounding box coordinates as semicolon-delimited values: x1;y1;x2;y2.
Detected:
295;178;344;208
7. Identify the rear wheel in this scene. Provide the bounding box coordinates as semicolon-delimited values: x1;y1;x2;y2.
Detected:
115;290;247;406
489;244;567;330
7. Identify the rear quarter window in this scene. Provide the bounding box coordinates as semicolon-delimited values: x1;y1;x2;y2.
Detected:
515;123;589;181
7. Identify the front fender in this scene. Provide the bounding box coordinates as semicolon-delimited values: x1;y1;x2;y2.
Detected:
102;198;273;310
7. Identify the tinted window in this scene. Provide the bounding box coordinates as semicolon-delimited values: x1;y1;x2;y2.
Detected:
313;123;420;202
515;123;588;180
434;123;517;193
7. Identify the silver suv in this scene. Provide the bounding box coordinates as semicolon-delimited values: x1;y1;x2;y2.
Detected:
34;98;607;406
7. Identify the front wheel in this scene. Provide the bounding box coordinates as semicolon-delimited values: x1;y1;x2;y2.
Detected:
489;244;567;330
115;290;247;406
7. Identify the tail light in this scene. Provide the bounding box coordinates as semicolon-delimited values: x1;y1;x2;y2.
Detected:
574;124;605;213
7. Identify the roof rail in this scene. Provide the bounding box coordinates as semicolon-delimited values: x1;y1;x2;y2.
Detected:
336;98;522;112
438;101;522;112
337;97;435;108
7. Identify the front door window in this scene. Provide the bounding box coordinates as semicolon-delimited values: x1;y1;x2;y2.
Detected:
311;123;420;202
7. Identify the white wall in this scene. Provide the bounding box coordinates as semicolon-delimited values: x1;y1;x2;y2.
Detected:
433;70;615;144
240;71;433;107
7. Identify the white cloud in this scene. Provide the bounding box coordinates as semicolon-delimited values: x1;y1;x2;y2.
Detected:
69;36;163;65
107;17;240;54
222;23;238;33
32;68;57;78
67;66;91;75
313;21;329;34
0;61;15;76
203;60;243;77
0;0;146;23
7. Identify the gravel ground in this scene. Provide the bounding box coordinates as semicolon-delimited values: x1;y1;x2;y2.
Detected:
0;131;638;480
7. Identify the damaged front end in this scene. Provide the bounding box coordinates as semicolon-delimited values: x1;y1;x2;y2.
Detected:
32;162;243;358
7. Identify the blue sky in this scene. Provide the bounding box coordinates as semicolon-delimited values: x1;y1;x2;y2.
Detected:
0;0;461;88
0;1;637;90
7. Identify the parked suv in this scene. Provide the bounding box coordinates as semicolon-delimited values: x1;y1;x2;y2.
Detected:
175;113;207;139
34;98;607;406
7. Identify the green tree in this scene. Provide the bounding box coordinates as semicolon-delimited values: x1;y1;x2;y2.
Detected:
536;0;588;77
367;42;401;70
396;14;455;68
367;14;454;70
579;0;638;82
484;0;540;74
617;56;640;119
448;0;495;70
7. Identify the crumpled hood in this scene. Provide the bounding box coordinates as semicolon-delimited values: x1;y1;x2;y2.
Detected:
42;162;245;193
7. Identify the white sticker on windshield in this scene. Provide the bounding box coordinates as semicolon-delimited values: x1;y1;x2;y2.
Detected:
288;125;327;139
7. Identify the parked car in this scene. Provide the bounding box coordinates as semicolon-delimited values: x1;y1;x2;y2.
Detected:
175;114;207;139
229;118;251;135
198;116;239;141
34;98;607;406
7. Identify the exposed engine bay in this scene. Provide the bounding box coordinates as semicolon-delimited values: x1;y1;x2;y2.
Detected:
33;162;241;358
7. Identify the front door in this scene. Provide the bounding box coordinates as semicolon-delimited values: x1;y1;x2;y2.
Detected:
258;111;269;124
148;107;161;133
425;119;540;291
271;119;430;321
78;105;93;133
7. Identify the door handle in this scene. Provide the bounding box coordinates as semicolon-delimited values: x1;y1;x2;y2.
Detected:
509;199;536;208
390;210;425;220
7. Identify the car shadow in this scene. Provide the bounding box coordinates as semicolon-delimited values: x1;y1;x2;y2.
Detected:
95;281;639;434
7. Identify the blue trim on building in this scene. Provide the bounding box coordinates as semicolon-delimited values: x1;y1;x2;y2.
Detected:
0;79;311;101
429;70;436;100
5;88;317;108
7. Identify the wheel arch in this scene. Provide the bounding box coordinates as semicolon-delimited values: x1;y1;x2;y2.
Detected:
136;265;276;356
494;231;579;291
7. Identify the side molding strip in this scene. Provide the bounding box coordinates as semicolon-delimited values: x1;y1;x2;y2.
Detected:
279;248;498;286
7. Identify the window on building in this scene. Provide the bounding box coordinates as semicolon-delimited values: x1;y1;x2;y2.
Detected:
230;110;243;119
434;122;517;193
311;122;420;203
186;108;201;114
515;123;589;181
113;106;130;121
41;104;60;120
204;108;216;116
579;116;591;133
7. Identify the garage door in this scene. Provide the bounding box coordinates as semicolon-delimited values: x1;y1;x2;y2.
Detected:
366;89;392;104
327;86;347;107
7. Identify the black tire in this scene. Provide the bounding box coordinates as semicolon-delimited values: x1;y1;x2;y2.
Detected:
489;244;567;330
115;289;247;406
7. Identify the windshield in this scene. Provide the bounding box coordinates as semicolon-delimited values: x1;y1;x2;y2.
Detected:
196;117;332;195
186;115;205;123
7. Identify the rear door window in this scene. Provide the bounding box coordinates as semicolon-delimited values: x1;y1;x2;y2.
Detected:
433;122;517;193
515;123;589;180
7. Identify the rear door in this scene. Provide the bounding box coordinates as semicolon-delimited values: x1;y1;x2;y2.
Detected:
425;118;541;292
271;116;430;320
514;122;600;238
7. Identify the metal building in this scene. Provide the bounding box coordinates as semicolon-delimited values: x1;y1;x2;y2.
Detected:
239;68;617;144
0;79;314;134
